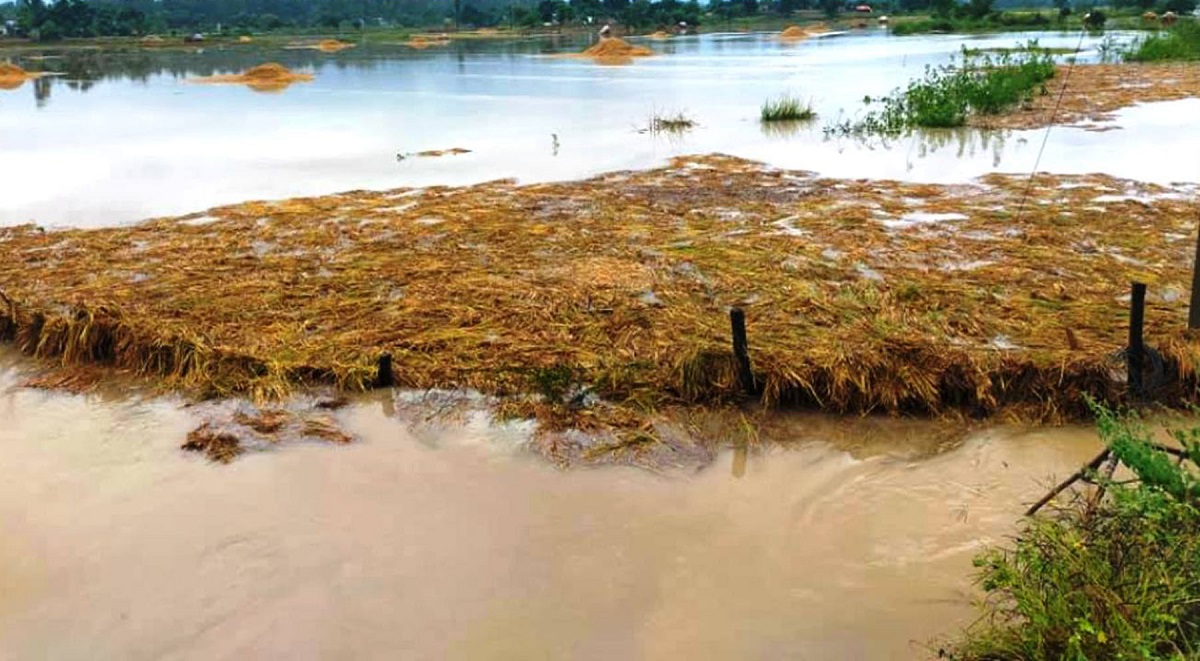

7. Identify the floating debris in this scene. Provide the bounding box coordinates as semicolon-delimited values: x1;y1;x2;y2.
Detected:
182;406;355;463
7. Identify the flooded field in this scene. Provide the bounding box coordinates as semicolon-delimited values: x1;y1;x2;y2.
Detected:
2;24;1197;658
0;352;1102;659
5;29;1192;228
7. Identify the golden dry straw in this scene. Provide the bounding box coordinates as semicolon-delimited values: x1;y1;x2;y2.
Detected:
190;62;314;93
970;63;1200;131
581;37;654;58
0;62;45;90
2;155;1199;435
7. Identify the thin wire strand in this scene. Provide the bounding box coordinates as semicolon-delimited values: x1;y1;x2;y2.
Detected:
1013;30;1089;224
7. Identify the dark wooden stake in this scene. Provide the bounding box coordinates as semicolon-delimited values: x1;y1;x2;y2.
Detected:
376;353;394;388
1128;282;1146;398
730;307;755;395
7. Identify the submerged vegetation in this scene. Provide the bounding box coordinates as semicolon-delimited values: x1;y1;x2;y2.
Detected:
759;94;816;122
643;109;697;135
826;45;1056;136
950;407;1200;659
1126;19;1200;61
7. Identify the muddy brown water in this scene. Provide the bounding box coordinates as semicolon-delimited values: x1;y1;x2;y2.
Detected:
0;357;1101;659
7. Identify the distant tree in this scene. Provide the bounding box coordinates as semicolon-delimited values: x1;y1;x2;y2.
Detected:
819;0;838;16
1162;0;1197;13
931;0;956;17
35;15;58;37
1082;7;1105;27
965;0;992;18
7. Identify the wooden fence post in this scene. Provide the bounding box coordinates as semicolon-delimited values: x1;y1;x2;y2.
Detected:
730;307;755;395
1128;282;1146;398
376;353;395;388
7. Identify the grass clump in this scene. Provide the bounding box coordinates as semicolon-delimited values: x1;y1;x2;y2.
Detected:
827;43;1056;136
760;94;816;122
948;406;1200;659
644;109;697;134
1126;20;1200;61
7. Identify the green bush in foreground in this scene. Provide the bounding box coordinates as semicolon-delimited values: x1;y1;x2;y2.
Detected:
826;43;1055;137
948;407;1200;660
760;95;816;122
1126;20;1200;62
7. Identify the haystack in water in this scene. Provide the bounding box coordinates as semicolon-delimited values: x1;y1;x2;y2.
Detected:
582;37;654;57
190;63;314;93
780;25;810;39
0;63;43;90
317;39;354;52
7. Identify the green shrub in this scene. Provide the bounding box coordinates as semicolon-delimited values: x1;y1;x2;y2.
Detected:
1126;20;1200;62
826;43;1055;136
947;407;1200;659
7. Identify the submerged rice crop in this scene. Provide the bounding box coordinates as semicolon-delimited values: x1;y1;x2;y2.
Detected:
1;156;1199;444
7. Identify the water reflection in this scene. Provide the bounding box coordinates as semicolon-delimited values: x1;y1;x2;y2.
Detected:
822;127;1020;170
1;29;1178;228
1;37;578;105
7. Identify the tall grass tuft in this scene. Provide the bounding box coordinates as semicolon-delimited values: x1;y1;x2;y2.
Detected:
947;404;1200;659
760;94;816;122
1126;20;1200;61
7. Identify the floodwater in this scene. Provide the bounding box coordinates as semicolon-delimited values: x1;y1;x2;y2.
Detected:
0;354;1104;659
5;29;1195;228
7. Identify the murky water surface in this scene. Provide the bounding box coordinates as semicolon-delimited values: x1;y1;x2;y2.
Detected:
4;29;1191;228
0;355;1103;659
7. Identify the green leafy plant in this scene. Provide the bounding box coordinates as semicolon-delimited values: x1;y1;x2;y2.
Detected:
1126;20;1200;62
827;43;1056;137
947;405;1200;659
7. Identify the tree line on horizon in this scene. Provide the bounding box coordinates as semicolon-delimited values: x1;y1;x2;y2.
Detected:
0;0;958;40
1;0;1181;41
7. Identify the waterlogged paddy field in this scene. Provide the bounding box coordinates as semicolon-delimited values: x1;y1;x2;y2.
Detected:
3;29;1190;228
0;352;1102;659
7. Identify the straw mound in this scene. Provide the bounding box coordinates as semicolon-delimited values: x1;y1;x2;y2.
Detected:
140;34;166;46
191;63;314;91
648;31;672;39
238;36;253;43
972;63;1200;131
3;155;1200;444
405;36;450;49
0;63;41;81
582;37;654;58
0;63;29;78
0;63;43;90
780;25;809;38
317;39;354;52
